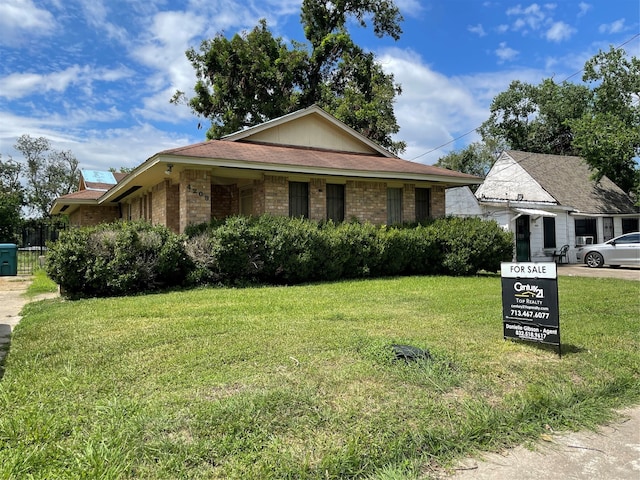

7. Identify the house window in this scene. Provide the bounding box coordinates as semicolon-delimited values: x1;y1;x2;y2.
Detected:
622;218;639;234
387;188;403;225
415;188;431;222
326;184;345;222
575;218;597;243
543;217;556;249
240;188;253;216
289;181;309;218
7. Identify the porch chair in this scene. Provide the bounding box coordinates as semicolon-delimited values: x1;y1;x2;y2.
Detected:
552;244;569;264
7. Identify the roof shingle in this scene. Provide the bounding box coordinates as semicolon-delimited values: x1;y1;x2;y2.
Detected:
507;150;637;215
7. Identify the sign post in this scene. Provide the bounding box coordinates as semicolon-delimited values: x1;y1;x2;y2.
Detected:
501;262;561;357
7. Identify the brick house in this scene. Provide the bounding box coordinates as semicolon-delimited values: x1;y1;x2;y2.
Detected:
51;106;482;233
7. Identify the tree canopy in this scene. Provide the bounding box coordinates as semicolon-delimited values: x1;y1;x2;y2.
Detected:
435;140;504;180
173;0;406;154
0;155;24;242
11;135;80;219
477;46;639;195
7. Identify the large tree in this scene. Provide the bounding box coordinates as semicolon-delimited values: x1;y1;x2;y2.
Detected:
478;79;590;156
569;47;640;194
479;47;639;195
174;0;406;153
0;154;24;242
435;139;504;179
13;135;80;219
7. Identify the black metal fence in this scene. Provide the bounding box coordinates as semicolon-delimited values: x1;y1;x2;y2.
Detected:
17;222;66;275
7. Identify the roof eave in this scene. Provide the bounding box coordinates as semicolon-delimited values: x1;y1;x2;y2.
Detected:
50;198;99;216
149;154;482;185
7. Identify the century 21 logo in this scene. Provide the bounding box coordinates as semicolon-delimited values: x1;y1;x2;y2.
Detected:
513;282;544;299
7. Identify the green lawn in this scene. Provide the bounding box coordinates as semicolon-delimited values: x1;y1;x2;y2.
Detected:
1;275;638;479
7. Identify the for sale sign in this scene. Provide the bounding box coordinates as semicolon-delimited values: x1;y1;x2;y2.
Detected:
501;262;560;350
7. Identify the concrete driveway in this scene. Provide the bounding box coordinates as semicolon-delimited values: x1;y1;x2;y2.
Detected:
556;263;640;281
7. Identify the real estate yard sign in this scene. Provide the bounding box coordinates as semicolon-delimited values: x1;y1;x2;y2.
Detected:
501;262;561;355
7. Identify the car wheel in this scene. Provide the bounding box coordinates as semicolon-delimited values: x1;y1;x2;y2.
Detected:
585;251;604;268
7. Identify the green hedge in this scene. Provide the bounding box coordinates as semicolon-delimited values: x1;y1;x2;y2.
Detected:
185;215;513;286
46;221;193;297
46;216;514;296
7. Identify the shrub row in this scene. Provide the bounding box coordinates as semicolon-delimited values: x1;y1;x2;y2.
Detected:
47;216;514;297
46;222;193;297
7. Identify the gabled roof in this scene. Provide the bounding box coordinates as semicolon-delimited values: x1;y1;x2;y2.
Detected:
221;105;396;158
479;150;637;215
52;106;483;215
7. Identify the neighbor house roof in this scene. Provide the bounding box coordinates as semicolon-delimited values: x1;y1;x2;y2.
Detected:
509;151;637;215
478;150;637;215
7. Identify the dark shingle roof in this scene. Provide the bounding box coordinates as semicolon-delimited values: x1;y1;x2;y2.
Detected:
507;150;637;215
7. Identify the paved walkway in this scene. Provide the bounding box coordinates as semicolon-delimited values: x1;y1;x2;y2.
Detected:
0;276;58;370
0;273;638;479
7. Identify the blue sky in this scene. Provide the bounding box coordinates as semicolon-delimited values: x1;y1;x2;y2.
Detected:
1;0;638;172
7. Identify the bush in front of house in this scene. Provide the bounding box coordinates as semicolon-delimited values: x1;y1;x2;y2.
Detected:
47;216;513;296
430;217;514;275
46;221;193;297
184;215;513;285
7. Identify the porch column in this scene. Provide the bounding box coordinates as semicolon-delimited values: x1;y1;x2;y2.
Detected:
180;169;212;233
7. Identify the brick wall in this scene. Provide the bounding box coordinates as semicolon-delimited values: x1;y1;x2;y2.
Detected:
431;186;446;217
69;205;120;227
151;180;180;233
129;197;142;221
403;184;416;223
262;175;288;216
252;179;265;215
180;169;212;233
166;183;180;232
309;178;326;221
345;181;387;224
211;184;239;219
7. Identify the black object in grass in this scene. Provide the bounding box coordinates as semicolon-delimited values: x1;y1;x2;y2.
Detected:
391;344;431;362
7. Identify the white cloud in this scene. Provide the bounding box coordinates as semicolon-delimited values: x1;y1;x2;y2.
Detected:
506;3;548;31
495;42;519;62
598;19;627;34
578;2;591;17
394;0;425;17
545;21;575;42
0;108;198;170
377;48;491;162
0;66;133;100
0;0;56;46
78;0;130;44
468;24;487;37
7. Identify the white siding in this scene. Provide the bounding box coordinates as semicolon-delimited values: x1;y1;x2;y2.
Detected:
446;186;483;217
475;153;556;204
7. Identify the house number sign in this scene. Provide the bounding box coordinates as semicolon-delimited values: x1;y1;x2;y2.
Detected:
500;262;561;356
186;184;210;201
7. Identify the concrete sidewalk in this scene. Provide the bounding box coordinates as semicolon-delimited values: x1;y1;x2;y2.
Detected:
438;407;640;479
0;276;58;368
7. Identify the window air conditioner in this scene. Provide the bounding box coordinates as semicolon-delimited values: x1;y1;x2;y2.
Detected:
575;236;594;246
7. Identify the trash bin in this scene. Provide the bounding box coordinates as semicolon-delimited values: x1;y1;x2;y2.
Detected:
0;244;18;276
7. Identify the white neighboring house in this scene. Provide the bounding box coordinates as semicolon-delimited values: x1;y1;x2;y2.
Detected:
447;150;639;263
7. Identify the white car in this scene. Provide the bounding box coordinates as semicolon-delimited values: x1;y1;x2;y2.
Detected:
576;232;640;268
